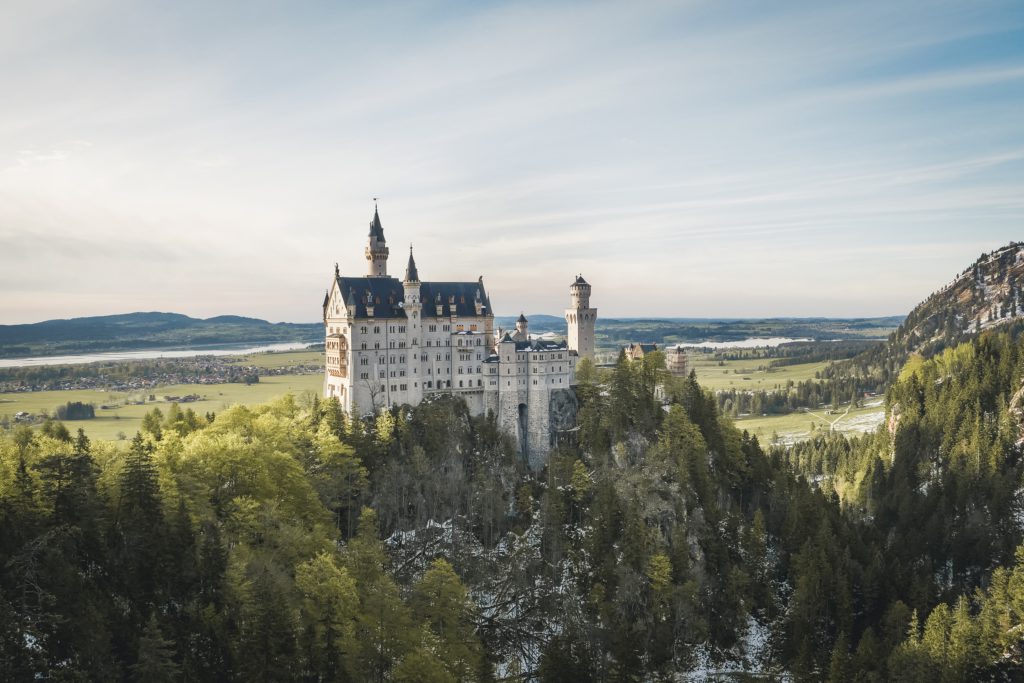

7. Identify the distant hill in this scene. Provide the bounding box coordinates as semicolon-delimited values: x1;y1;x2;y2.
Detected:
0;312;322;359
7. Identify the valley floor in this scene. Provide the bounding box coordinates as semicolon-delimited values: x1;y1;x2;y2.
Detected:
733;401;885;446
0;373;322;441
1;346;884;446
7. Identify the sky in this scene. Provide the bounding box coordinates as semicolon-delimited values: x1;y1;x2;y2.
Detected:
1;0;1023;324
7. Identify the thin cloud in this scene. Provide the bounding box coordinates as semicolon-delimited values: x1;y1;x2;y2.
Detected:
0;0;1021;322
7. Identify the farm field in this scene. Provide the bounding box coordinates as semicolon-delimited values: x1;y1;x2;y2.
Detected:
733;400;886;446
689;351;829;391
0;373;323;442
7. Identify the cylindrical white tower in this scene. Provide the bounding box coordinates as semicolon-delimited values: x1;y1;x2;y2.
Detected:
565;275;596;360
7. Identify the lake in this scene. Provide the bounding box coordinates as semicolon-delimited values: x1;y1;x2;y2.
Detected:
0;342;317;368
675;337;813;349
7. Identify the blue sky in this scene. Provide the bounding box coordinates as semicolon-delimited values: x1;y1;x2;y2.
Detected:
1;0;1022;323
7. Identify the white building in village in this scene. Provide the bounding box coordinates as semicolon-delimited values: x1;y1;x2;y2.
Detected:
323;206;596;467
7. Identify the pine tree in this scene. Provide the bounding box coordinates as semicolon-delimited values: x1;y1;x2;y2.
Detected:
113;432;166;613
295;552;358;680
409;558;482;681
827;631;850;683
131;614;180;682
344;508;413;682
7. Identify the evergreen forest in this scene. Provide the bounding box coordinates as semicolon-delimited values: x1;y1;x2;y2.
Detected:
1;337;1023;680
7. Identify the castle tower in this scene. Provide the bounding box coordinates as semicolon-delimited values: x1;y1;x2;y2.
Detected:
365;204;389;277
403;246;424;405
515;312;529;340
566;275;596;360
666;345;689;376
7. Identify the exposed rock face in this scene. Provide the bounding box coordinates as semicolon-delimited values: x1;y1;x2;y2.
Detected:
548;388;578;438
1008;381;1024;443
887;402;901;437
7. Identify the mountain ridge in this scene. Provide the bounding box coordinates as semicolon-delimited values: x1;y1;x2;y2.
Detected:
0;312;323;359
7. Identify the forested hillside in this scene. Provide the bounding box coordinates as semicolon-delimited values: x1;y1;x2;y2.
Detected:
782;327;1024;679
0;312;321;358
4;341;1022;680
727;243;1024;416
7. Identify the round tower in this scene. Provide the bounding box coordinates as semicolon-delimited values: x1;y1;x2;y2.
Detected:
365;203;389;277
565;275;597;360
570;276;591;309
515;312;529;339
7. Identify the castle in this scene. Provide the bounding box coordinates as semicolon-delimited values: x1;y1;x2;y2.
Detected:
323;206;596;467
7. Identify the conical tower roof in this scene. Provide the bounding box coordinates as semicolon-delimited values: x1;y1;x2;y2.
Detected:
368;204;385;241
404;245;420;282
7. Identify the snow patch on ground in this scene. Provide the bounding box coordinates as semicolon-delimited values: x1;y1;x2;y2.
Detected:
840;410;885;433
678;615;789;681
1014;487;1024;533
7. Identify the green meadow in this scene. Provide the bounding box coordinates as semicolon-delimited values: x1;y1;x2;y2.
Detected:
0;373;323;442
686;350;885;444
688;351;829;391
732;401;886;445
0;347;877;446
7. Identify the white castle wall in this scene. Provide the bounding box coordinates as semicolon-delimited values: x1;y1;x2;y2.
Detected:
324;214;588;467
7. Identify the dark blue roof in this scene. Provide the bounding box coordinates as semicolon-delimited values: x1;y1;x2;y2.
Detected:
420;281;491;317
338;276;405;317
334;276;492;319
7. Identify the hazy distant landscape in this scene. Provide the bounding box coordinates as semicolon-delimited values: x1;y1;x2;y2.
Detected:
0;312;322;359
2;311;903;361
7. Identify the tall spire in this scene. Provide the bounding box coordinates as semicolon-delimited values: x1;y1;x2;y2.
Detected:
368;201;385;241
365;201;389;277
404;244;420;283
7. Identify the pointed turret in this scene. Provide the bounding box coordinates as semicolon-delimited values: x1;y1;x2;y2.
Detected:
365;201;389;277
404;245;420;283
403;245;422;308
369;204;385;240
515;312;529;340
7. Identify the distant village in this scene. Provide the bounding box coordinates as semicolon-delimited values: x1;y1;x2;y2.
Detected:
0;355;321;394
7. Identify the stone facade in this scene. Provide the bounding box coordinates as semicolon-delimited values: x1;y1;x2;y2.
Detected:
323;207;591;468
665;345;689;376
565;275;597;360
625;342;659;361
